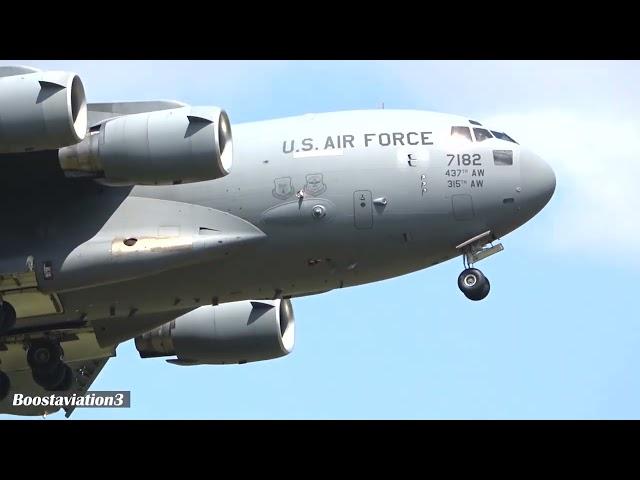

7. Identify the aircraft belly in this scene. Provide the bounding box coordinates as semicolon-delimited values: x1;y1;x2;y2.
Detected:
50;228;452;318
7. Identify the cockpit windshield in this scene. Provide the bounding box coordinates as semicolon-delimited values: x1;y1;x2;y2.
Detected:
451;126;472;142
451;126;518;144
473;128;493;142
490;130;518;144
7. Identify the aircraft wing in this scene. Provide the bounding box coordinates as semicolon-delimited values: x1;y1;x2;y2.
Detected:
0;326;117;418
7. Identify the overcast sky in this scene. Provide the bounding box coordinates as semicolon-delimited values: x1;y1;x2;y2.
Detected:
3;60;638;419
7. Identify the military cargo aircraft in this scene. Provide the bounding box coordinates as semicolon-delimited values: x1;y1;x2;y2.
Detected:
0;65;555;417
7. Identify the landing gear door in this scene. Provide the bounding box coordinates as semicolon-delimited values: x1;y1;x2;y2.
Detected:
354;190;373;229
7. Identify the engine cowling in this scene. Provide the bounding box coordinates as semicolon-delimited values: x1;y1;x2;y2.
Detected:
135;299;295;365
0;70;87;153
58;106;233;185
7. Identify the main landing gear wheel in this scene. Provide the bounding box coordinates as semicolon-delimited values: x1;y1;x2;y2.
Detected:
0;371;10;401
0;301;16;335
28;340;73;391
32;362;70;391
27;340;64;373
55;364;75;391
458;268;490;301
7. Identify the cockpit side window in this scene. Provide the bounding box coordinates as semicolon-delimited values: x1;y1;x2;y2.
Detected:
493;150;513;166
451;126;472;142
490;131;518;144
473;128;493;142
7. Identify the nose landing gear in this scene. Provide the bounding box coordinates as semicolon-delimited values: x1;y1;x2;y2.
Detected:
456;230;503;302
458;268;490;301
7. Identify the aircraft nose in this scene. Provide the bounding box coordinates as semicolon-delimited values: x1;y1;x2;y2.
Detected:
519;148;556;213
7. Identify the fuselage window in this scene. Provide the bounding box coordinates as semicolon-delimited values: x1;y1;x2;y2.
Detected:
469;120;482;126
473;128;493;142
451;126;472;142
493;150;513;166
490;130;518;144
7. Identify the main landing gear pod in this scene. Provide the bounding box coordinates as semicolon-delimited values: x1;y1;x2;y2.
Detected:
0;338;71;402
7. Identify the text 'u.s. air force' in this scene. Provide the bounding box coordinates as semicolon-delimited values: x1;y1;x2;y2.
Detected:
282;132;433;154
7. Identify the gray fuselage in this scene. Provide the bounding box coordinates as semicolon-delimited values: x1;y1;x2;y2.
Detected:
2;109;556;334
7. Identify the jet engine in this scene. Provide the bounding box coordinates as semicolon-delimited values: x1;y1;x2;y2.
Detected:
135;299;295;365
0;70;88;153
58;106;233;185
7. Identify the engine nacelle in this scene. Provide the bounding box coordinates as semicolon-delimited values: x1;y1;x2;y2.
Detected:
0;70;87;153
135;299;295;365
58;106;233;185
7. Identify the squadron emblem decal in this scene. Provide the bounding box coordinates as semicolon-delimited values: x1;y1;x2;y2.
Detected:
304;173;327;197
272;177;294;200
